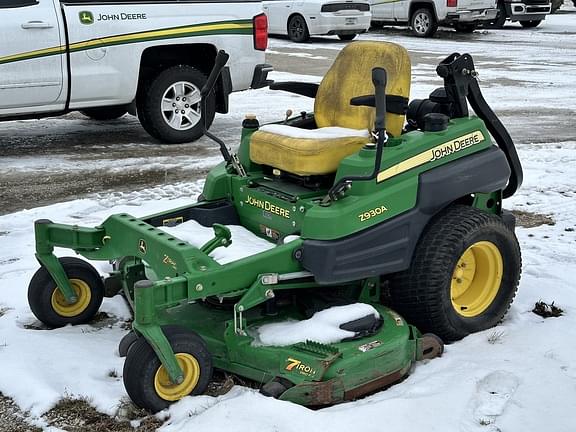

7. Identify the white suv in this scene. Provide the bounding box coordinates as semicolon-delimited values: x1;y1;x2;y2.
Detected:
264;0;371;42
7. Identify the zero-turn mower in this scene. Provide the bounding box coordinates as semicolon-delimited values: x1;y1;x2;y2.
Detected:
28;41;522;412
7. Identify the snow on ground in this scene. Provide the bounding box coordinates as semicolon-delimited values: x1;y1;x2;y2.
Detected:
1;133;574;432
0;9;575;432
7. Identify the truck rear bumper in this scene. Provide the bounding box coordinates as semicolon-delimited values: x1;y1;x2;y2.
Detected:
446;8;498;23
506;3;551;21
309;13;371;35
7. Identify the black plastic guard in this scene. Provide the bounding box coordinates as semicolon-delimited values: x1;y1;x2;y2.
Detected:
302;146;511;284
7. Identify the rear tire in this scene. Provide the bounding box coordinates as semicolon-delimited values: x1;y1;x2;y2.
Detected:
80;106;127;121
454;23;477;33
338;34;357;41
485;1;507;29
28;257;104;328
137;65;215;144
410;8;438;37
520;20;542;28
123;326;213;413
287;15;310;42
388;205;521;342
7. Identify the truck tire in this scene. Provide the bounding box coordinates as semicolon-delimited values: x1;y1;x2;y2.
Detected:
454;23;477;33
410;8;438;37
485;1;507;29
338;34;357;41
288;15;310;42
520;20;542;28
80;106;128;121
137;65;215;144
388;205;521;342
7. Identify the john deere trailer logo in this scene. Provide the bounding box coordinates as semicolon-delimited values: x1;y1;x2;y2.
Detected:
79;11;94;25
285;358;317;377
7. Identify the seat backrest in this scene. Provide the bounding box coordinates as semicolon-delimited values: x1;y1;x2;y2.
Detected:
314;41;411;137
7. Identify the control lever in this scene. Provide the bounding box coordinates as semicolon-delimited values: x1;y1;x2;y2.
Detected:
200;51;247;177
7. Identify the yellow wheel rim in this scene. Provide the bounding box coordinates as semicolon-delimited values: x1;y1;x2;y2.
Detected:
154;353;200;401
450;241;503;317
50;279;92;317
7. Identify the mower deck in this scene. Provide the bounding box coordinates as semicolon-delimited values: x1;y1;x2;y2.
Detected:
150;301;421;405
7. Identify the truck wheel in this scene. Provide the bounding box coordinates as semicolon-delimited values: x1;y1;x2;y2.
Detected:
338;34;357;41
28;257;104;328
388;205;521;342
520;20;542;28
485;1;507;29
137;65;215;144
80;106;128;121
123;326;213;413
410;8;438;37
288;15;310;42
454;23;477;33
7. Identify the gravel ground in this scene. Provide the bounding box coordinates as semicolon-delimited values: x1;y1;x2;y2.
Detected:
0;393;41;432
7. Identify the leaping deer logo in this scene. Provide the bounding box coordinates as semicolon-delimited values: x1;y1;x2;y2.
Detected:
79;11;94;25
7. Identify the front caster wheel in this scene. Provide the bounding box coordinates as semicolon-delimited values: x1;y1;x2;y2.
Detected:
123;326;213;413
28;257;104;328
389;205;521;342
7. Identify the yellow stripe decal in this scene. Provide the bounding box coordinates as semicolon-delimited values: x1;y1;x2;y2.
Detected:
0;46;66;64
377;130;485;183
0;20;252;65
69;22;253;50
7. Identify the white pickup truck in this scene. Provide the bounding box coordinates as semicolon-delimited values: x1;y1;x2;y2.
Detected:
370;0;498;37
0;0;272;143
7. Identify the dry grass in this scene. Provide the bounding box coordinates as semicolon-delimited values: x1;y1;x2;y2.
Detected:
511;210;555;228
0;393;42;432
487;330;505;344
43;397;163;432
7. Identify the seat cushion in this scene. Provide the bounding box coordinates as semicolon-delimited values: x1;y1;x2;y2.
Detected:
314;41;411;138
250;125;369;176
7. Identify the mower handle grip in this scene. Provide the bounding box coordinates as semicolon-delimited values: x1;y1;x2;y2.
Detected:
201;50;230;97
372;67;387;131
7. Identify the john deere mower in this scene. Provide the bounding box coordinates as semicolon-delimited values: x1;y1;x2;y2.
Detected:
27;41;522;412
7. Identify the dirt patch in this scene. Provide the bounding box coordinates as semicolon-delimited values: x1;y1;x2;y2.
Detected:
43;397;163;432
0;393;42;432
511;210;555;228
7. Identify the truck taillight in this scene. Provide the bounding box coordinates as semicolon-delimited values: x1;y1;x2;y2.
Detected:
253;13;268;51
447;0;458;6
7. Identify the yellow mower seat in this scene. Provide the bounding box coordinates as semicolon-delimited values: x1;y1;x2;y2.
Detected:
250;41;411;177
